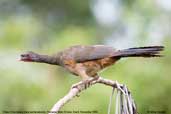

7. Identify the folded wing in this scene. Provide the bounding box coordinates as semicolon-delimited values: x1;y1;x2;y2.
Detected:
63;45;115;62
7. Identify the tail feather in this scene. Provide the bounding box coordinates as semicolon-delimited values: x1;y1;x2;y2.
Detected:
113;46;164;58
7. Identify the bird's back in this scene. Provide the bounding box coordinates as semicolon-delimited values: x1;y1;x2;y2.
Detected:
60;45;116;63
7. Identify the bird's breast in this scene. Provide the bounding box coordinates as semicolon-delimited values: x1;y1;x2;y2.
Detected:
82;57;117;76
62;57;118;77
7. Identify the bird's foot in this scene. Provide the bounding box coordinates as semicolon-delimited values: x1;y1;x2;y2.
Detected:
72;76;99;90
71;82;83;90
71;80;91;90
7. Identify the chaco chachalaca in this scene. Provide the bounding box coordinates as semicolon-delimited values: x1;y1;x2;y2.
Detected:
20;45;164;85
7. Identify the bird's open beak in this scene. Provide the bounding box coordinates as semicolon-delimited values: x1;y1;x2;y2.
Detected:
20;54;32;62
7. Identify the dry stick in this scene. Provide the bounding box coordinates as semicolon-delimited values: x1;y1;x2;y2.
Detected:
107;87;115;114
49;76;136;114
120;92;124;114
124;85;133;114
129;93;137;114
115;90;120;114
123;93;129;114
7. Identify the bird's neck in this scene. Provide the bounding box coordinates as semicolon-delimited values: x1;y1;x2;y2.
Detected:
37;54;60;65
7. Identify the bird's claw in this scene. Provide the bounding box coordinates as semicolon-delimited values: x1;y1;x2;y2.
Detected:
71;76;99;90
84;80;91;89
71;80;90;90
71;82;82;89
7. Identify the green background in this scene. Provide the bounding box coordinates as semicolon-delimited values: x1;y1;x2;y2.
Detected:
0;0;170;114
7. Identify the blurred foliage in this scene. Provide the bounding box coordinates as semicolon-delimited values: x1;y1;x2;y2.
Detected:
0;0;170;114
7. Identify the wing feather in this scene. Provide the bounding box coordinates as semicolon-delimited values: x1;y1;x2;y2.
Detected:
62;45;115;62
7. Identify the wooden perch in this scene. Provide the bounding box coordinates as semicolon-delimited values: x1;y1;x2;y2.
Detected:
48;76;138;114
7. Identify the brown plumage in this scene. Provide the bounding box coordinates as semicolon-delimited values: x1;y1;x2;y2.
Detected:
20;45;164;80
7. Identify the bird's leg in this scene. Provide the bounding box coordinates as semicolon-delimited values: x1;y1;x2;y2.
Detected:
72;72;89;89
72;71;98;89
80;75;99;89
83;75;99;87
71;76;99;90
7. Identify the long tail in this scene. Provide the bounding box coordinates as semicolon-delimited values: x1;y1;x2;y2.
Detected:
114;46;164;58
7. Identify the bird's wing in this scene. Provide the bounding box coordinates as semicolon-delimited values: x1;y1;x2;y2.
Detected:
63;45;116;62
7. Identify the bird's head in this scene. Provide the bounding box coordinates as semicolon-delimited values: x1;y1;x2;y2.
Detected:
20;51;40;62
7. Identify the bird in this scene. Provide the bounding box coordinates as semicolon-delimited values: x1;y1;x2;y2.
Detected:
20;45;164;86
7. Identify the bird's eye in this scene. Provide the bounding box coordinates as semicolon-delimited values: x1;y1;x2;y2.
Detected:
21;54;25;57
